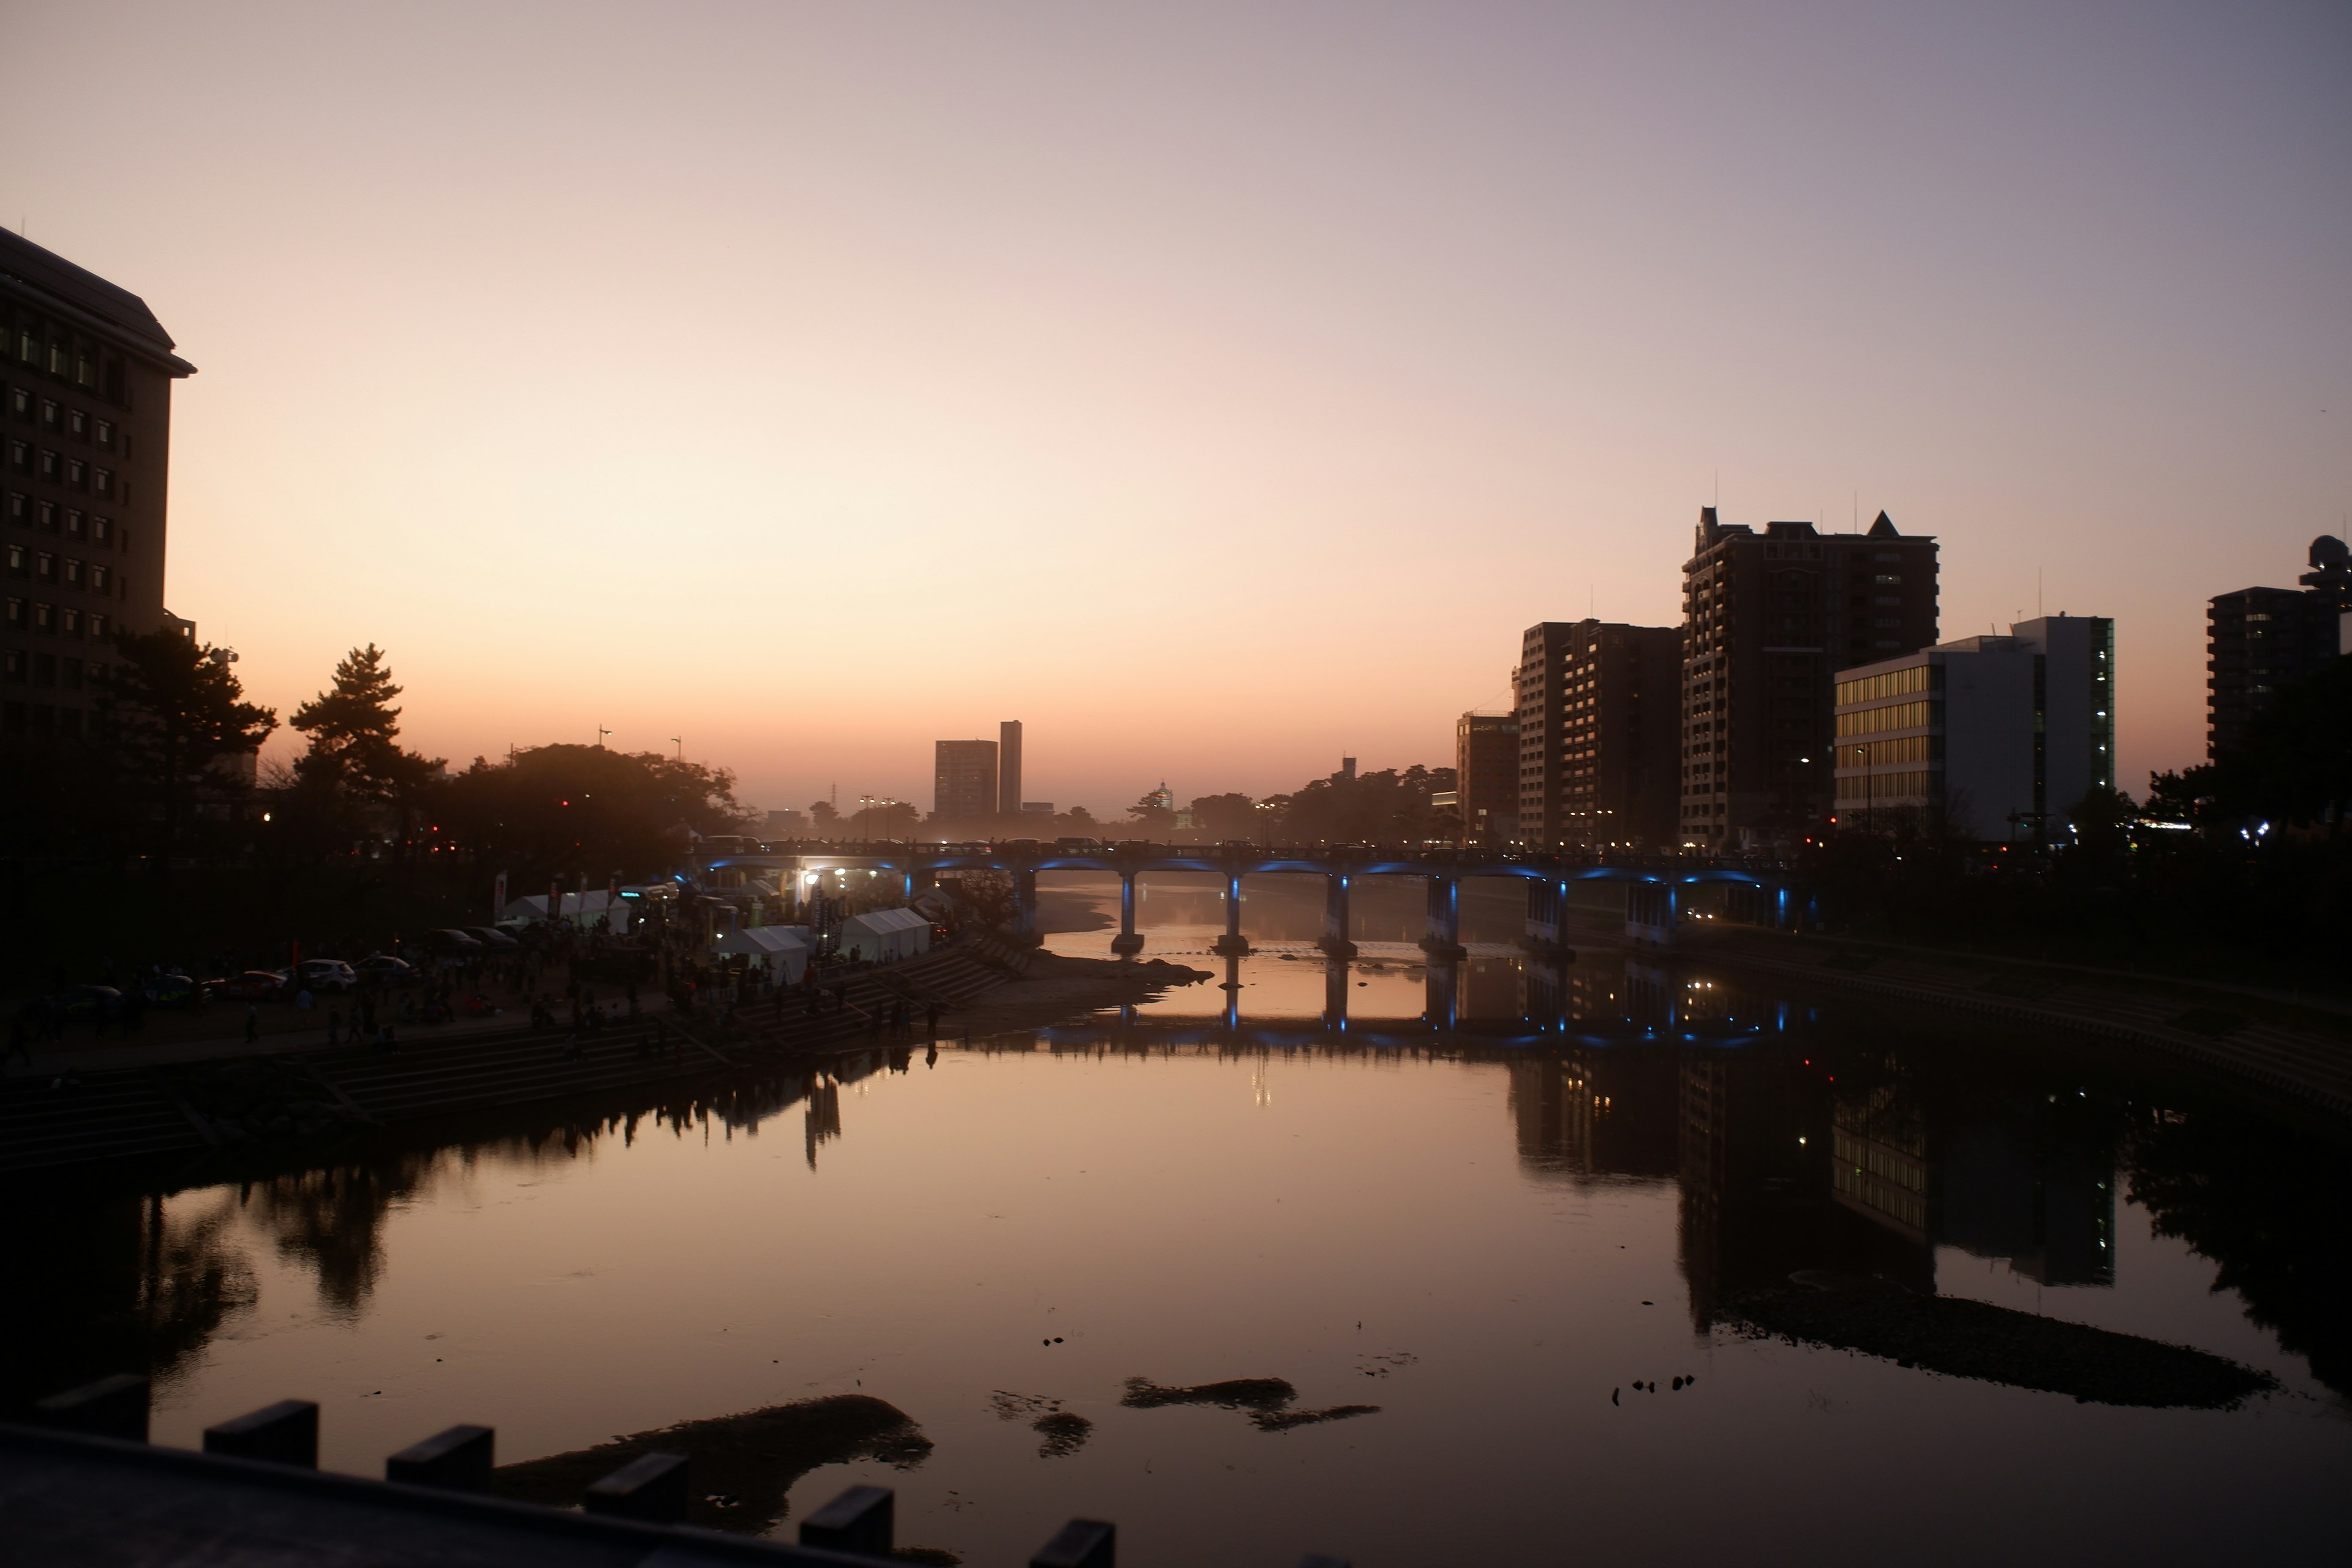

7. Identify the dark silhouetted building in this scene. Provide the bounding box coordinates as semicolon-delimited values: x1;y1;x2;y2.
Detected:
933;739;998;821
2207;535;2348;759
998;720;1023;819
1453;710;1519;842
1553;620;1682;848
1681;508;1939;849
2;230;195;740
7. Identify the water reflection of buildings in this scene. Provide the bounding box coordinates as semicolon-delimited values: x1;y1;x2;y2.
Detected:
1509;1052;1679;1181
1496;1012;2128;1325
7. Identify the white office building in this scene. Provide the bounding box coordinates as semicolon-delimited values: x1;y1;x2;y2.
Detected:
1834;615;2115;842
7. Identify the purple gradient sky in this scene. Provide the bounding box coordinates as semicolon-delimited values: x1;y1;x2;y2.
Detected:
7;1;2347;816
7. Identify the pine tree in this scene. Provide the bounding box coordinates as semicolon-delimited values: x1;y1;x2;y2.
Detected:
290;644;409;802
99;627;277;851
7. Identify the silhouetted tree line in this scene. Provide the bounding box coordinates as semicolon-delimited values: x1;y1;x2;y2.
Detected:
1111;764;1457;843
2;631;750;905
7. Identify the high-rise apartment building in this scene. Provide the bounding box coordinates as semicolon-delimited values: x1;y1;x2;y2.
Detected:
2206;535;2348;759
1515;622;1577;844
2;231;195;741
933;739;998;821
1833;615;2114;840
1513;619;1683;848
998;720;1023;820
1453;710;1520;842
1681;508;1939;849
1556;621;1683;848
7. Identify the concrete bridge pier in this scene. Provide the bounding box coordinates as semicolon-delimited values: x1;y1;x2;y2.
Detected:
1221;954;1243;1030
1110;872;1145;955
1011;869;1041;946
1212;872;1251;957
1420;875;1468;960
1520;877;1576;963
1626;879;1677;950
1319;874;1358;959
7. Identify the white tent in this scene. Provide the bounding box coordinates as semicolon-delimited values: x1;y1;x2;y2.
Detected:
711;925;811;984
503;890;631;929
840;907;931;963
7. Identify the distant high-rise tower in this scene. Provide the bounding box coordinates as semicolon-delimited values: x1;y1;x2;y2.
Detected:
2206;536;2348;759
934;739;998;821
1681;508;1939;849
998;720;1023;821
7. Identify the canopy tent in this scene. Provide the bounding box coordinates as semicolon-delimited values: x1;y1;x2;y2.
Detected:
840;907;931;963
710;925;811;984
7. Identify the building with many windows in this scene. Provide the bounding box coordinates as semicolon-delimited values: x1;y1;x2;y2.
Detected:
2;230;195;739
933;738;999;821
1513;619;1682;848
1680;508;1939;849
1514;622;1578;845
2206;535;2348;760
1453;709;1519;843
1833;615;2115;842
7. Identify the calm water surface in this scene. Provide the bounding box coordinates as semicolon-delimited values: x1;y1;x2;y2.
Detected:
8;875;2348;1565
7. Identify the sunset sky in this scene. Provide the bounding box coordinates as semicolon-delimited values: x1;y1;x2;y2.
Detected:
7;1;2347;816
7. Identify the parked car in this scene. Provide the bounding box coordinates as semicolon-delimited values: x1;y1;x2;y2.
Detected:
213;970;290;1001
53;984;124;1020
422;929;484;956
142;973;205;1008
354;954;415;983
462;926;521;951
296;959;359;992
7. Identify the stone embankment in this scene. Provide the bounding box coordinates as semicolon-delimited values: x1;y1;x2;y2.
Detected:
1692;928;2352;1119
0;946;1021;1175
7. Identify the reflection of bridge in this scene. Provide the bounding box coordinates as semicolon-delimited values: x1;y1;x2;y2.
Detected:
1014;952;1801;1050
700;843;1810;955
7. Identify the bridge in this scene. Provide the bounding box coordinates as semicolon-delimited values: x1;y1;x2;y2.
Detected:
696;842;1811;956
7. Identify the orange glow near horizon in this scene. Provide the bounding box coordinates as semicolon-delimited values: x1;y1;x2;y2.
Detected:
6;2;2346;814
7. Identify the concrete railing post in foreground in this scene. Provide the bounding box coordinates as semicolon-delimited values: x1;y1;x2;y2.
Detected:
802;1483;895;1555
1032;1517;1115;1568
385;1423;494;1493
582;1450;689;1523
203;1400;318;1468
31;1374;149;1443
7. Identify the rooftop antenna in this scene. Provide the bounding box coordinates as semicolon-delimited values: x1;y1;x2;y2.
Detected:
1852;491;1858;533
2037;568;2044;620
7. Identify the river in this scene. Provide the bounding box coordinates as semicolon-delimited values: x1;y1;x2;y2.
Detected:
5;872;2347;1565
